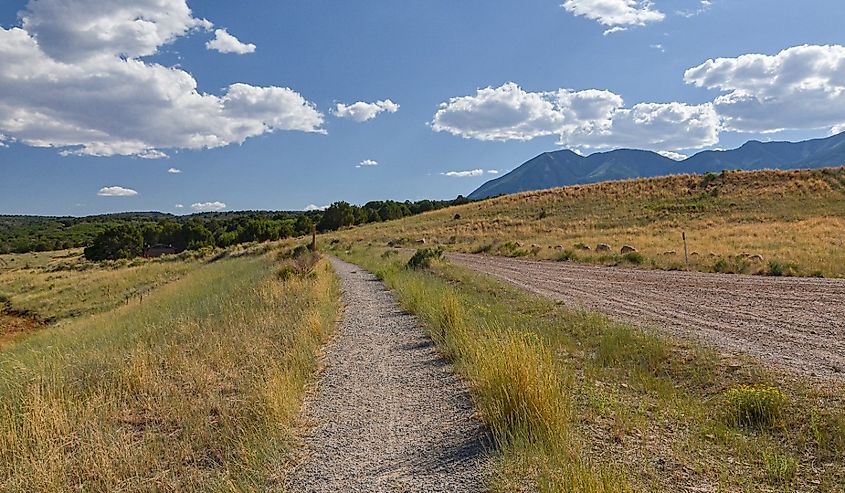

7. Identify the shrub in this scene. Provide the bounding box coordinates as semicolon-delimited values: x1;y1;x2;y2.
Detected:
713;257;751;274
767;260;798;277
763;451;798;486
472;243;493;254
723;385;788;429
622;252;644;265
557;249;578;262
380;249;398;259
406;248;443;270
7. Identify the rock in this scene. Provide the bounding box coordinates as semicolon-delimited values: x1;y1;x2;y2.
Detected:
577;244;591;251
416;238;427;244
554;245;565;250
620;245;637;254
662;251;676;256
690;251;700;256
595;243;611;252
749;254;764;262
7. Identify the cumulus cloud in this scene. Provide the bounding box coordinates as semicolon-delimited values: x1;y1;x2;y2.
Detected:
657;150;688;161
206;29;256;54
191;201;226;211
441;169;484;177
432;82;718;151
677;0;712;18
562;0;665;28
0;0;324;158
332;99;399;122
487;169;500;174
357;159;378;167
304;204;328;211
174;203;184;208
684;44;845;133
98;186;138;197
167;167;182;174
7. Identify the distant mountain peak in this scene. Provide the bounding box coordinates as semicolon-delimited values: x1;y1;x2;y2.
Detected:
469;132;845;199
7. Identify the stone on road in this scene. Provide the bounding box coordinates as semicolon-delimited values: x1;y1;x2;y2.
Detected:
286;257;490;492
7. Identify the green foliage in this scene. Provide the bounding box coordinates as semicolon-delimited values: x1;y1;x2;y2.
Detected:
723;385;788;429
768;260;799;277
557;249;578;262
763;451;798;486
406;247;443;269
622;251;644;264
83;225;144;261
713;257;751;274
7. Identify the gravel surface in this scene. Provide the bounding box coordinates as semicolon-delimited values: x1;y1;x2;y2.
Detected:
449;253;845;380
286;257;491;492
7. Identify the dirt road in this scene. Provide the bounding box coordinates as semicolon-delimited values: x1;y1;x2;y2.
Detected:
286;258;490;492
449;253;845;379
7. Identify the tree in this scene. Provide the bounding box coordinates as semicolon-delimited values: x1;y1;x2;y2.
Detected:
182;220;215;250
84;224;144;260
317;202;355;231
293;215;314;236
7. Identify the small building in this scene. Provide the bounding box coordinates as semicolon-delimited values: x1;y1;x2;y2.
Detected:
143;244;177;258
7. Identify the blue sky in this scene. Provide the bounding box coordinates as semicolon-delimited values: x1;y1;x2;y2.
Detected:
1;0;844;216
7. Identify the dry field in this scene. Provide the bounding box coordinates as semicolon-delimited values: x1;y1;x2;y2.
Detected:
335;167;845;278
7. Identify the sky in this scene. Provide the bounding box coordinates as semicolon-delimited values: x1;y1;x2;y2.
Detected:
1;0;844;216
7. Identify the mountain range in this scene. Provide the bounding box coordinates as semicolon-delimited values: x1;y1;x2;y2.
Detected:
468;132;845;199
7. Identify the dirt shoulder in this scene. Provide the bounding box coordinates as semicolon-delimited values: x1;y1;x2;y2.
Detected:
449;253;845;380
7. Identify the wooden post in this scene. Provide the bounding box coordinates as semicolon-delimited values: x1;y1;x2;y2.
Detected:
311;224;317;252
683;231;689;268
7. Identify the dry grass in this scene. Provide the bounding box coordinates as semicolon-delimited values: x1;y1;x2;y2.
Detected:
0;249;199;323
335;244;845;492
334;167;845;277
0;250;340;491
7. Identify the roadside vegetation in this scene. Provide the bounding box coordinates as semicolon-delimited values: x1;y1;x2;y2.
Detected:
333;167;845;278
332;243;845;492
0;246;340;491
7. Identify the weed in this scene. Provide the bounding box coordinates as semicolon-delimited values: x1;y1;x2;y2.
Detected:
723;385;788;429
767;260;799;277
622;252;644;265
762;450;797;486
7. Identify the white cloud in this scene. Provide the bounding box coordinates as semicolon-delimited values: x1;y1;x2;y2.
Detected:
174;203;184;208
332;99;399;122
677;0;712;18
304;204;328;211
98;186;138;197
558;101;720;151
684;44;845;133
432;82;719;151
603;26;627;36
441;169;484;177
358;159;378;167
167;167;182;174
832;124;845;135
650;43;665;53
206;29;256;54
0;1;324;158
191;201;226;211
487;169;500;174
562;0;665;28
0;134;6;147
657;150;688;161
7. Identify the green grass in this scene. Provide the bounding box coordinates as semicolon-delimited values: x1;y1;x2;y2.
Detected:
332;243;845;492
0;250;340;491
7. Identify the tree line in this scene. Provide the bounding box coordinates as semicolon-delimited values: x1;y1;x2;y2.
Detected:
68;197;471;261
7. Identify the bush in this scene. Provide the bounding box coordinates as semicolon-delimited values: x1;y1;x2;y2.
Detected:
622;252;644;265
767;260;798;277
713;257;751;274
557;249;578;262
406;248;443;270
723;385;788;429
380;249;398;259
472;243;493;254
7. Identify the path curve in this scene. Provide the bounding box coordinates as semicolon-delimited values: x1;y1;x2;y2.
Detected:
449;253;845;380
286;257;490;492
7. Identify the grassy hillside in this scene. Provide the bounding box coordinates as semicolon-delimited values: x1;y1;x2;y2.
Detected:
0;247;339;491
336;167;845;278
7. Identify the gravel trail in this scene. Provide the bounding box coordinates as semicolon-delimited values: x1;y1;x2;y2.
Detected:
449;253;845;380
286;257;490;492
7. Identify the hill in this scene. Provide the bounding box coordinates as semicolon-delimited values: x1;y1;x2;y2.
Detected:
469;132;845;199
335;166;845;278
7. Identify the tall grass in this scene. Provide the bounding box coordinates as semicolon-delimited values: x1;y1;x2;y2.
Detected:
335;245;845;492
0;252;340;491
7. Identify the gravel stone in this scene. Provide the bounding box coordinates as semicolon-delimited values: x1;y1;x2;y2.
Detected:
286;257;491;492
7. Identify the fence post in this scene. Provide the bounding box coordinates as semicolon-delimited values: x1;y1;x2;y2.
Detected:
683;231;689;268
